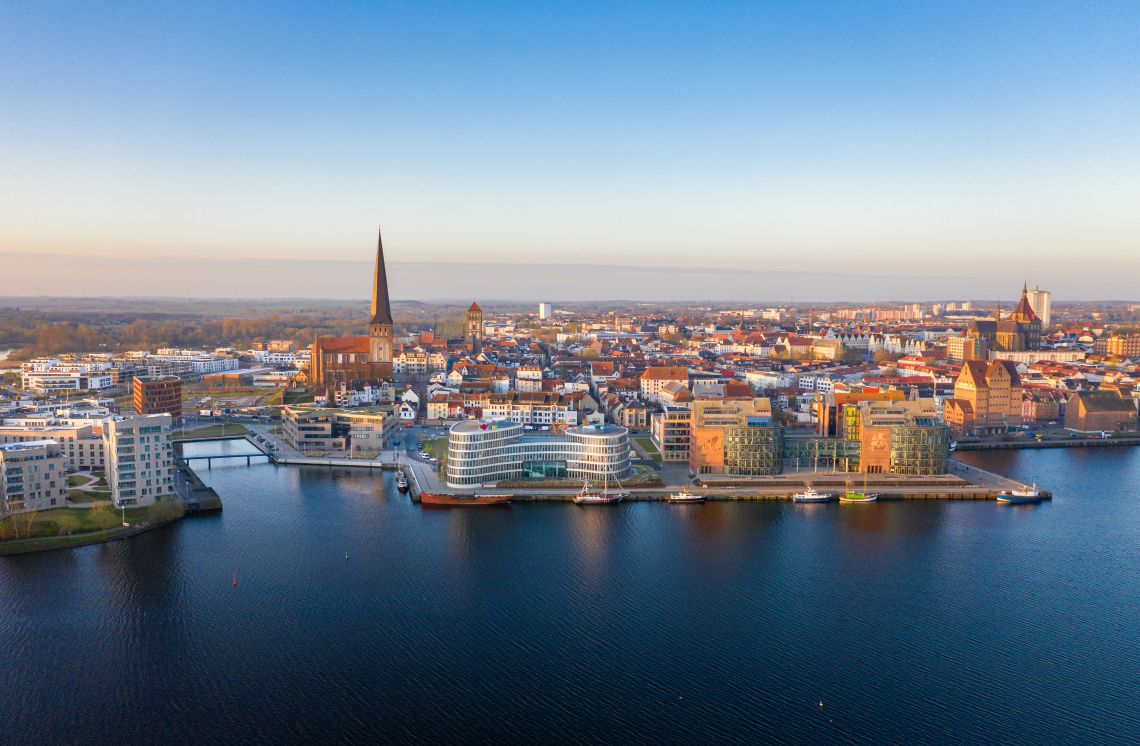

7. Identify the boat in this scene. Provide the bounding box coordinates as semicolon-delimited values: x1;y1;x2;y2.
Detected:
419;492;511;506
996;485;1043;504
573;473;624;505
840;477;878;503
395;470;409;493
668;487;705;503
792;485;833;503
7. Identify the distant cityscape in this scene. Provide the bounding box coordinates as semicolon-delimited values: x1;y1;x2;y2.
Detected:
2;226;1139;533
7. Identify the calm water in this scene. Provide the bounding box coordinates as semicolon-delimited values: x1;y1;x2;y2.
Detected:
2;441;1138;744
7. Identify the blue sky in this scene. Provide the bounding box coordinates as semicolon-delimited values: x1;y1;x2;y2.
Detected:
1;1;1138;299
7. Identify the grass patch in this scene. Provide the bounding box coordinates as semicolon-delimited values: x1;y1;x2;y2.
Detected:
634;436;663;463
67;475;87;487
283;390;315;405
422;437;448;466
0;501;184;543
173;423;247;441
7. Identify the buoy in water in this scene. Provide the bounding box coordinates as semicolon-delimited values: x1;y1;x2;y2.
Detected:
232;574;237;588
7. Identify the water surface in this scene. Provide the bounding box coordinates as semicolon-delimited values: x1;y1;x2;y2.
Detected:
2;442;1138;744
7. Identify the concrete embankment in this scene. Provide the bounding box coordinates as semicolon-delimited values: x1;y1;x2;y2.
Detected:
957;437;1140;451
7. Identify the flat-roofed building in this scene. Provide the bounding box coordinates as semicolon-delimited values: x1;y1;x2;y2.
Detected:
133;375;183;419
281;406;399;456
688;398;777;475
650;407;691;463
0;423;105;471
0;440;67;516
105;414;175;508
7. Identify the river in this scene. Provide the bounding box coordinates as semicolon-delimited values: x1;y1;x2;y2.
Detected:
1;441;1137;744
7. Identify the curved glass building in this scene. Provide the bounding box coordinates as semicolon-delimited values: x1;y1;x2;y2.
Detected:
446;420;632;488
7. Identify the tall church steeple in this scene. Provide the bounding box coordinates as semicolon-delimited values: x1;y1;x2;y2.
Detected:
369;225;393;364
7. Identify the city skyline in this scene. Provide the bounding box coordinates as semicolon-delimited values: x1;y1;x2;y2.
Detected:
3;2;1140;295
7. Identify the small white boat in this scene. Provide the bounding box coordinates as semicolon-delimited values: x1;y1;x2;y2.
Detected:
793;486;833;504
996;484;1042;504
668;488;705;503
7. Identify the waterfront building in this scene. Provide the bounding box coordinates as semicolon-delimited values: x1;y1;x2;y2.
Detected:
1064;389;1138;433
132;375;183;419
104;414;175;508
0;423;105;471
0;441;67;516
857;400;949;475
309;226;394;390
688;398;777;475
650;407;691;463
944;360;1023;435
281;406;399;456
445;420;631;488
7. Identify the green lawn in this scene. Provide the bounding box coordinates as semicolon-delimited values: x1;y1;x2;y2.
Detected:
67;475;87;487
634;436;663;463
0;501;184;543
422;437;448;465
173;423;248;441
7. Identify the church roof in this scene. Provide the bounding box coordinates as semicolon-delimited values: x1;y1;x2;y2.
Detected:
1011;286;1039;323
314;336;369;353
369;225;394;326
468;302;482;313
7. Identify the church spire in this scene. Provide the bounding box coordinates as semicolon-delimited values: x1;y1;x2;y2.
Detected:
369;224;393;326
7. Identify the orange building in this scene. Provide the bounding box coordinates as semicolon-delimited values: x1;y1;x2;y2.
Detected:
688;397;773;474
944;360;1022;435
132;375;182;419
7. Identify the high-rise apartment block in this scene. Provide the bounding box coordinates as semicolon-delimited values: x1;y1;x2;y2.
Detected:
538;302;553;320
105;414;176;508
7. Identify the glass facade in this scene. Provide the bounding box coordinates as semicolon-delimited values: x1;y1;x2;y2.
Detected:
888;423;950;476
723;425;783;475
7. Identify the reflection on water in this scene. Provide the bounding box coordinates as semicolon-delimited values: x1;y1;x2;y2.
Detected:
0;445;1138;744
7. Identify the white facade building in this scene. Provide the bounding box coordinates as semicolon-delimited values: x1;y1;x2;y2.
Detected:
104;414;176;508
1026;287;1052;327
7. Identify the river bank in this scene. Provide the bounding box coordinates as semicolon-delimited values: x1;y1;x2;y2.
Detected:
0;501;188;557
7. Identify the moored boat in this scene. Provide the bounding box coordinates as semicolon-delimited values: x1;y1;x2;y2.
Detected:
840;491;878;503
668;488;704;503
793;486;833;503
996;485;1042;504
419;491;511;506
395;470;409;493
573;476;623;505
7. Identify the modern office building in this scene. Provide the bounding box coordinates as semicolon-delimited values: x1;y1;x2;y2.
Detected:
132;375;183;419
0;441;67;516
650;406;691;462
446;420;631;488
281;406;399;456
688;398;777;475
104;414;176;508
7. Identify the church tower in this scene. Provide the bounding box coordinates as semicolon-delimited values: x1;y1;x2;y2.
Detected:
368;225;394;365
466;302;483;354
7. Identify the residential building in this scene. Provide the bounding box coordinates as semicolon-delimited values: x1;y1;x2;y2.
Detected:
1025;286;1051;327
639;367;689;404
21;359;115;394
650;407;691;463
0;423;105;471
0;441;67;516
132;375;183;419
104;414;176;508
538;302;553;320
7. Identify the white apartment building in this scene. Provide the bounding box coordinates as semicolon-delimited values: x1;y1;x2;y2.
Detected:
104;414;176;508
0;440;67;516
538;302;553;320
21;359;115;394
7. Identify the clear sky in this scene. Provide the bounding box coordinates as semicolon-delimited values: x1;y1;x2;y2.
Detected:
2;1;1138;299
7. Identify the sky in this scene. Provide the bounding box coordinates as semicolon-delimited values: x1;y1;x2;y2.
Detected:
1;1;1138;300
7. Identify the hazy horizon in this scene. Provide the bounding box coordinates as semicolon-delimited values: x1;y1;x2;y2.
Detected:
2;251;1131;304
3;2;1140;291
